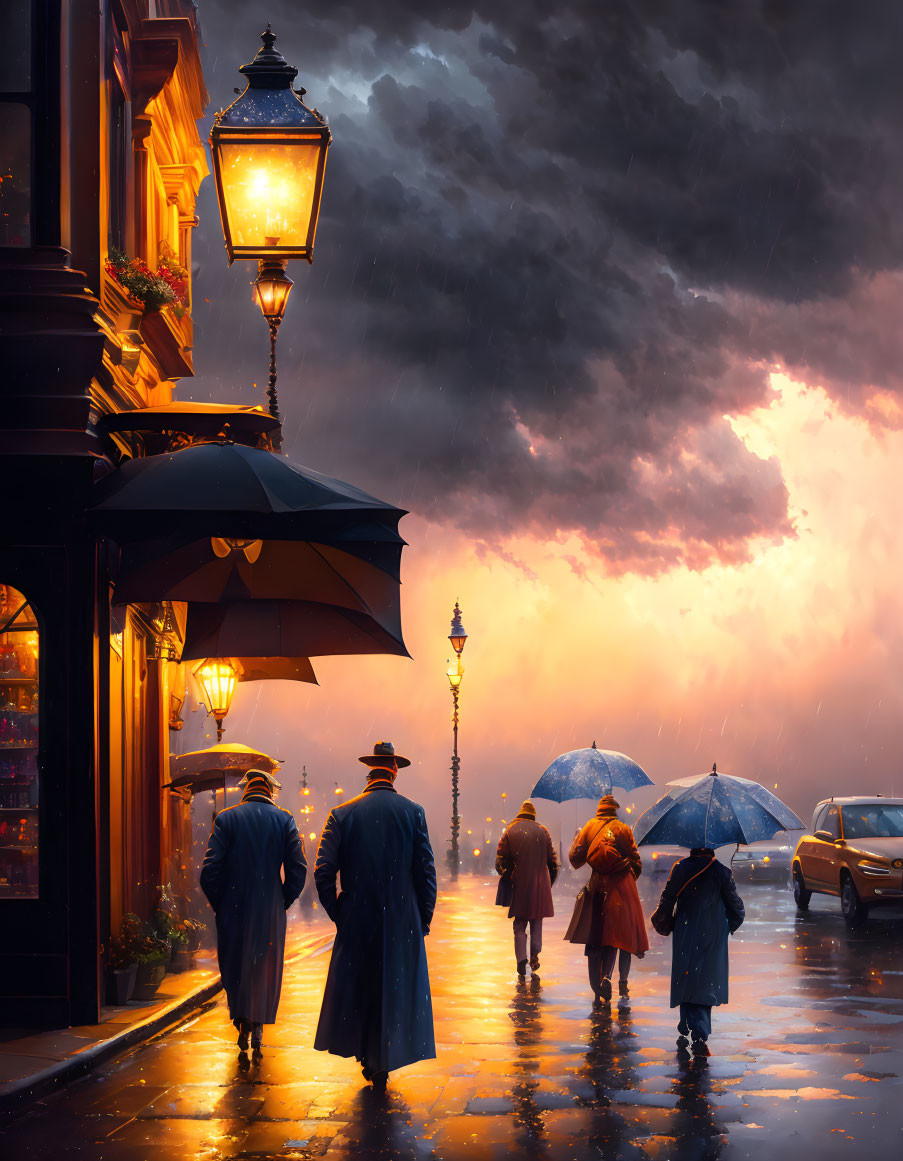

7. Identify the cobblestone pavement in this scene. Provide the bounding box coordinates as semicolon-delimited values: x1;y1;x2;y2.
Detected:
2;875;903;1160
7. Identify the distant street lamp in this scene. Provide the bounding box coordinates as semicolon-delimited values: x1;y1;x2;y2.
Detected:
446;600;468;878
209;24;331;443
194;658;237;742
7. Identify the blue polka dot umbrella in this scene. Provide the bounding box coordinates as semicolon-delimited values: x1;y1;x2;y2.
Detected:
531;741;653;801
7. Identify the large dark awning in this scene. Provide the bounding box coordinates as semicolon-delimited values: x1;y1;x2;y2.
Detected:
89;441;407;542
89;441;409;663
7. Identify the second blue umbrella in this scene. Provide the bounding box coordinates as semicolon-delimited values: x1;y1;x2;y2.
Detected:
633;765;803;848
531;741;653;801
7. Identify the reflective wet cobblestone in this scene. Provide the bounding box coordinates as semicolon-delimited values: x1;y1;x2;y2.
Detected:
2;876;903;1159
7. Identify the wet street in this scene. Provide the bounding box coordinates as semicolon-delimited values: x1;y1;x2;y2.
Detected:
3;874;903;1160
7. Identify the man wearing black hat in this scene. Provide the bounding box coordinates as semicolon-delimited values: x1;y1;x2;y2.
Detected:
200;769;307;1055
314;742;437;1089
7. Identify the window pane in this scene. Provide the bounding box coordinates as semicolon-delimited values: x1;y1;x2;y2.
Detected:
0;103;31;246
0;0;31;91
0;584;39;899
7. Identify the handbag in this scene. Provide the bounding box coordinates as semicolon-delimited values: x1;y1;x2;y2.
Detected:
650;857;715;936
495;874;514;908
563;883;607;943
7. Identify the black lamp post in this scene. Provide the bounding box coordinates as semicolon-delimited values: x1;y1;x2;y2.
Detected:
446;601;468;878
209;25;331;446
252;259;294;436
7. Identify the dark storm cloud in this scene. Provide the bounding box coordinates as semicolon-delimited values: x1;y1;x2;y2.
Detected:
188;1;903;574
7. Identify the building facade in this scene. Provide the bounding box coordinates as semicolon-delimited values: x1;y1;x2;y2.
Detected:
0;0;208;1026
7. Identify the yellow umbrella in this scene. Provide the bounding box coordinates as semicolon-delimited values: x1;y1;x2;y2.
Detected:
168;742;281;795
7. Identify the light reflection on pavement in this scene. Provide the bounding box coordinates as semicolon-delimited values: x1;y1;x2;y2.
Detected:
2;874;903;1159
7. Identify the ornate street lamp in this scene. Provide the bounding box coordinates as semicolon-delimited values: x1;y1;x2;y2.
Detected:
209;24;331;441
194;658;237;742
449;599;468;656
446;600;468;878
251;258;294;438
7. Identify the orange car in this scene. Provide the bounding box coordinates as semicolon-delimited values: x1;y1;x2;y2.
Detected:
791;797;903;925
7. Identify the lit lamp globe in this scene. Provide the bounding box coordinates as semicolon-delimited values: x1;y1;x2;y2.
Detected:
209;24;331;265
447;661;463;690
252;262;294;322
448;600;468;656
195;658;237;742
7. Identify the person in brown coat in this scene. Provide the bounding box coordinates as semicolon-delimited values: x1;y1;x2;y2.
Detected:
495;800;560;976
565;794;649;1011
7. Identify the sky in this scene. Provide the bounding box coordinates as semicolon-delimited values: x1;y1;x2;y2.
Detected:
181;1;903;851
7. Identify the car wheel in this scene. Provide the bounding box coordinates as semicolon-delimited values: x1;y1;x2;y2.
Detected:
840;873;868;927
792;866;811;911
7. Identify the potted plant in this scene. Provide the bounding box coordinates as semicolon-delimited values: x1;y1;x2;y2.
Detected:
132;924;170;1000
106;913;142;1004
181;915;206;955
154;909;205;972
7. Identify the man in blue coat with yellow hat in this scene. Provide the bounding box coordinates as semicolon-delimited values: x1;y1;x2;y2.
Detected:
314;741;437;1089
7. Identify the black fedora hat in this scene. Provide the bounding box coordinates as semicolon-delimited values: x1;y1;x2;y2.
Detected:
358;740;410;769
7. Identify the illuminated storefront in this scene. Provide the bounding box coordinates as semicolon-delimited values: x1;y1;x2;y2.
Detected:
0;0;208;1026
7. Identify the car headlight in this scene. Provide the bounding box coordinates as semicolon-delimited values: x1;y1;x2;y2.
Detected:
893;858;903;870
857;860;891;876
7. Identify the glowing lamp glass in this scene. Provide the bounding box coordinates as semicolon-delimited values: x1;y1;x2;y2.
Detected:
195;659;237;721
216;138;325;260
252;263;294;320
447;662;462;690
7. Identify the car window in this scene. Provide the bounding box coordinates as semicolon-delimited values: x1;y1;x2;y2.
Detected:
841;805;903;839
812;805;829;833
823;806;841;840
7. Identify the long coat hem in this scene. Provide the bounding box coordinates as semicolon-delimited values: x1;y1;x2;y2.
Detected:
200;797;307;1025
313;781;437;1073
657;854;745;1008
495;817;559;921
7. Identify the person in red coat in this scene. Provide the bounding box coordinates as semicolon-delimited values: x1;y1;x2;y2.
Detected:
565;794;648;1011
495;800;560;976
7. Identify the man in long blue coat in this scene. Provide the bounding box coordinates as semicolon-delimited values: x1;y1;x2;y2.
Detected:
653;846;745;1056
200;770;307;1054
314;741;437;1089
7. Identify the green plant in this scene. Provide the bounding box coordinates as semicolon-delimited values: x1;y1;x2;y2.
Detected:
107;912;144;970
108;911;170;968
155;906;205;947
135;930;170;965
106;248;189;316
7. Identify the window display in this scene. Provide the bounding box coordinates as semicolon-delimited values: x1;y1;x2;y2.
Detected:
0;584;39;898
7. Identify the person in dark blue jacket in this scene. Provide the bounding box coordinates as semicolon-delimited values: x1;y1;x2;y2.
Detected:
314;741;437;1090
652;847;745;1055
200;770;307;1054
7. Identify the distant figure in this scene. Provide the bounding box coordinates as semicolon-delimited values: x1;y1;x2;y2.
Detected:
200;769;307;1054
651;847;745;1055
314;741;437;1090
566;794;649;1011
495;800;560;976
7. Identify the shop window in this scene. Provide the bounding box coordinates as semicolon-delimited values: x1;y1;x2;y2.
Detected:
109;79;128;251
0;102;31;247
0;584;39;898
0;0;30;90
0;0;31;246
